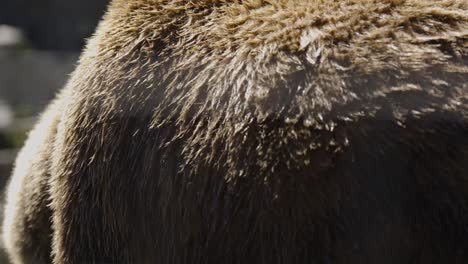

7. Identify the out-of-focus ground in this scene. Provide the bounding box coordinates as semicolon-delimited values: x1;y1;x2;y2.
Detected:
0;1;109;262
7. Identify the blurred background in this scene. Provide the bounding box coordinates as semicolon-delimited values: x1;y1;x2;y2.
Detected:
0;0;109;262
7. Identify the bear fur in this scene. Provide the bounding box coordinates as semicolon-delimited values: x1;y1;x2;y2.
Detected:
2;0;468;263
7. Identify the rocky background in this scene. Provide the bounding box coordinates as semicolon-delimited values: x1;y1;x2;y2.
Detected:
0;0;109;262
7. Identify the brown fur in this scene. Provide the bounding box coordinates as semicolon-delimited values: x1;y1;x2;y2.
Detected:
2;0;468;263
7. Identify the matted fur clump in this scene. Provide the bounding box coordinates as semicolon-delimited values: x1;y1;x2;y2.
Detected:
2;0;468;263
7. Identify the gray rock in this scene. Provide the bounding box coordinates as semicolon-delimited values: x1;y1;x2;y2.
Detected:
0;49;78;114
0;25;25;48
0;100;13;130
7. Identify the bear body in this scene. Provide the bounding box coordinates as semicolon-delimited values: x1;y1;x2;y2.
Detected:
2;0;468;263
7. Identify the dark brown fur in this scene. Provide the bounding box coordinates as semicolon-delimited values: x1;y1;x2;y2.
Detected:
3;0;468;263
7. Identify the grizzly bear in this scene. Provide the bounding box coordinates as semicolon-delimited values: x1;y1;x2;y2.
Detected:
2;0;468;263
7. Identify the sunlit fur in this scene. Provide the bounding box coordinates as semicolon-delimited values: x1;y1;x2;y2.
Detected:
3;0;468;263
